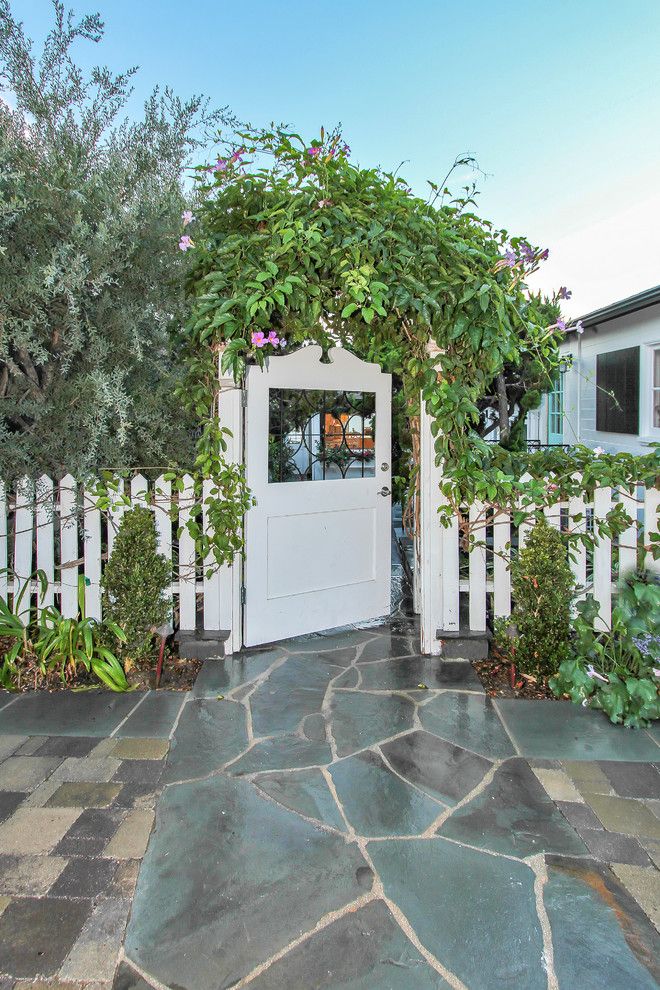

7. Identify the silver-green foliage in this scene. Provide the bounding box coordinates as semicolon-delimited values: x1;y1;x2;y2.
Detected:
0;0;233;480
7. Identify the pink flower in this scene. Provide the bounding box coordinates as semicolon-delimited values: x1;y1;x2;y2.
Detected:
267;331;280;346
251;331;266;348
178;235;194;252
231;149;244;163
653;668;660;678
213;158;228;173
593;446;604;456
182;210;194;226
307;147;321;157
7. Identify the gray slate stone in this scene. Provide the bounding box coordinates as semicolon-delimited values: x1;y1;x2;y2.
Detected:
163;699;248;783
330;691;415;758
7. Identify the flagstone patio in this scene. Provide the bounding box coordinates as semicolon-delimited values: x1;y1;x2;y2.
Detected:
0;618;659;989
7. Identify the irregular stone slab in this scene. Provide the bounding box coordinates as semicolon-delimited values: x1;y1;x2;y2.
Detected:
125;774;371;989
0;895;92;978
330;692;415;758
330;750;441;836
381;731;491;806
438;758;587;858
281;628;376;653
113;960;154;989
495;699;660;760
359;657;483;692
357;634;419;662
302;712;327;742
0;691;142;737
248;899;451;989
333;666;359;689
115;692;185;739
191;650;284;698
544;856;660;989
250;656;337;736
162;699;247;783
254;768;345;830
369;838;545;990
419;692;515;759
228;735;332;775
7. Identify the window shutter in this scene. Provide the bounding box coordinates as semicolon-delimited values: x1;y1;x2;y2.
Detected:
596;346;639;434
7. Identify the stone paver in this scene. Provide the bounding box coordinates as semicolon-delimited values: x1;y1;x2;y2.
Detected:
1;603;659;989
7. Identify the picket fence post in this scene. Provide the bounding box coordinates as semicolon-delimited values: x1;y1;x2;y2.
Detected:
216;352;244;654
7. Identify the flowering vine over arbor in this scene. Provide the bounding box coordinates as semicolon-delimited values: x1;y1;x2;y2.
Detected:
179;126;659;564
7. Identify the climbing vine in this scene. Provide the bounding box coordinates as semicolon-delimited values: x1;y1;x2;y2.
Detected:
178;125;659;565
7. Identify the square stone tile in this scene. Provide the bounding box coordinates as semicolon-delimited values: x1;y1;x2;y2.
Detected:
103;808;154;859
0;854;68;895
0;691;144;737
587;794;660;839
562;761;614;797
60;896;130;982
53;834;109;858
556;800;603;831
111;779;158;809
0;790;26;822
0;807;81;854
64;806;126;842
0;896;91;978
50;856;118;898
495;699;660;760
532;768;584;803
0;734;27;761
22;777;63;808
31;736;101;758
106;858;140;898
598;761;660;799
577;827;653;866
111;737;169;761
112;760;163;786
13;736;48;756
0;756;62;792
610;863;660;929
46;781;122;809
51;756;121;783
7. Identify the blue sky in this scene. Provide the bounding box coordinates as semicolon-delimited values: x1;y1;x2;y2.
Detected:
13;0;660;312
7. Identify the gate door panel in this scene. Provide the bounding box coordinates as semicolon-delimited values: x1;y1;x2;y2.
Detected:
244;346;391;646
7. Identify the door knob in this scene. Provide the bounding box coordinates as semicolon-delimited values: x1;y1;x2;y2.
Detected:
379;486;391;497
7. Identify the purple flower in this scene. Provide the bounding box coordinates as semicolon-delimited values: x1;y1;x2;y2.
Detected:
178;235;194;252
251;331;266;348
538;248;549;261
502;249;517;268
279;338;287;349
182;210;194;226
557;286;572;300
213;158;228;173
586;664;608;683
574;319;584;335
342;143;351;156
556;319;566;331
307;146;321;157
520;243;535;262
230;149;244;163
267;331;280;347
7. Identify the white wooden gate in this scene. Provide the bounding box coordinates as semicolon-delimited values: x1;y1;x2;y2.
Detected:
244;346;392;646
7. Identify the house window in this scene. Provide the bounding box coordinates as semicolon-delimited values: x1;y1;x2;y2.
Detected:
547;374;564;444
596;346;639;434
653;347;660;430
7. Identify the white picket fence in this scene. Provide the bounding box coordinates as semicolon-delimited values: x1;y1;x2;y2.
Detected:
435;482;660;636
0;474;232;635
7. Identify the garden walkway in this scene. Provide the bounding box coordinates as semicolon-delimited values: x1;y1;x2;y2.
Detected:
0;620;658;988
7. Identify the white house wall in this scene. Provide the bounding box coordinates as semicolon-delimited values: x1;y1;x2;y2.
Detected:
534;305;660;454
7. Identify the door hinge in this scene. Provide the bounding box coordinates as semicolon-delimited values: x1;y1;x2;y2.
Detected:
240;586;246;605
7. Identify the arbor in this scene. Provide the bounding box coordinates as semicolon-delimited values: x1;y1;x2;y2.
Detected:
0;0;234;480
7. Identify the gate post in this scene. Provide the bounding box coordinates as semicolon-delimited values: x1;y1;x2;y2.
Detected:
419;342;444;655
216;352;244;654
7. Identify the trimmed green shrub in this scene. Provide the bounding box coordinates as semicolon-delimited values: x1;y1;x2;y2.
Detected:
102;507;171;665
510;517;575;678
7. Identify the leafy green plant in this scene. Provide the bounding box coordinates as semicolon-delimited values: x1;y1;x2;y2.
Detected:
550;572;660;727
1;573;128;691
509;518;575;678
102;506;171;665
